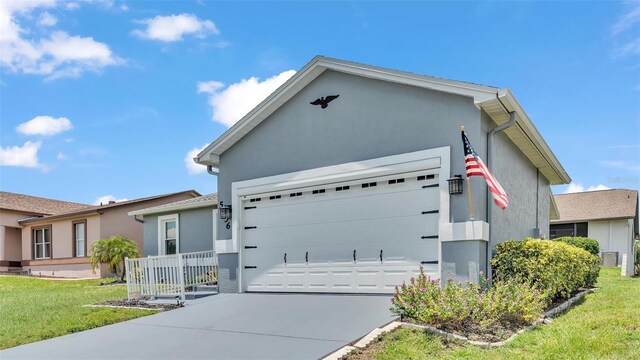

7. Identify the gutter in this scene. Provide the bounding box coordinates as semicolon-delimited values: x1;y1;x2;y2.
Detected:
485;92;517;281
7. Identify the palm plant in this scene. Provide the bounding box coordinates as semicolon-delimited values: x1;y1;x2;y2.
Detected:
90;235;140;281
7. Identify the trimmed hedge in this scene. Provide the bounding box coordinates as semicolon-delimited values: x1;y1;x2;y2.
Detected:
553;236;600;256
492;238;600;302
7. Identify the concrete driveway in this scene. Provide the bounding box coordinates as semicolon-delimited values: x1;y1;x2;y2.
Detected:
1;293;395;359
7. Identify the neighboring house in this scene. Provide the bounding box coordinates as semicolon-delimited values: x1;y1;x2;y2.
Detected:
0;192;90;273
128;194;218;256
194;56;570;294
17;190;200;278
551;189;639;275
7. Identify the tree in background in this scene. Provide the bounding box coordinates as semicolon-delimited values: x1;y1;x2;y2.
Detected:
90;235;140;281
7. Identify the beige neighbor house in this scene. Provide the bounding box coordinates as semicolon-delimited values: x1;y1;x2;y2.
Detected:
5;190;200;278
550;189;639;275
0;192;90;273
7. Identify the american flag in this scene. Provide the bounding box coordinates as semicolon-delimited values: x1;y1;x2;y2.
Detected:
462;130;509;209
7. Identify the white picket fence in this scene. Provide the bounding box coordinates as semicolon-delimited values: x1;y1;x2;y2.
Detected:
125;250;218;301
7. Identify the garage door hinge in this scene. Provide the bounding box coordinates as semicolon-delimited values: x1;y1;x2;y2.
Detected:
422;184;439;189
421;235;438;239
244;246;257;249
244;226;257;230
244;206;257;210
244;266;257;269
421;210;439;214
421;261;438;264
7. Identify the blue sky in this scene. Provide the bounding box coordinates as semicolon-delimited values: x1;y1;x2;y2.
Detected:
1;0;639;205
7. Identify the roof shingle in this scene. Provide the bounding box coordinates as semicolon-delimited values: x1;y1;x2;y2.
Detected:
0;192;91;215
552;189;638;223
17;190;201;224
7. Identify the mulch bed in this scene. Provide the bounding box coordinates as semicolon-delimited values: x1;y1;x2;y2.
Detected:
90;299;183;311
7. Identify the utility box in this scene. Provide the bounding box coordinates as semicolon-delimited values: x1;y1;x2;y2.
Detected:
602;252;618;267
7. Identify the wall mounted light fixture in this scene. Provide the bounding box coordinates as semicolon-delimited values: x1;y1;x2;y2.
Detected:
447;175;464;195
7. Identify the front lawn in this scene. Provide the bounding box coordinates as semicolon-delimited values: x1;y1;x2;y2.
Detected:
0;276;158;350
348;267;640;359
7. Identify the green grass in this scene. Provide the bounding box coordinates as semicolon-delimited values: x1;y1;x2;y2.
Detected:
0;276;158;350
350;267;640;360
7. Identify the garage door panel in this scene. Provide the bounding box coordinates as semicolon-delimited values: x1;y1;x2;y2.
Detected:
244;187;439;228
242;172;441;293
243;214;438;248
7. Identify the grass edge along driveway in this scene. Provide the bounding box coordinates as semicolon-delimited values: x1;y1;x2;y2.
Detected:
0;276;158;350
347;267;640;360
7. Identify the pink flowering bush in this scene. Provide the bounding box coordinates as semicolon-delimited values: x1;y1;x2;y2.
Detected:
391;267;544;333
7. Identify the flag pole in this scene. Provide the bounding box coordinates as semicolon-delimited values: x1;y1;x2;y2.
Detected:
461;126;475;221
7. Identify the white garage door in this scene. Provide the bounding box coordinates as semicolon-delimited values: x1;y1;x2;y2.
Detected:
241;171;440;293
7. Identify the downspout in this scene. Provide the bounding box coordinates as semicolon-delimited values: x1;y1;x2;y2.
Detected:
133;215;144;223
207;165;219;176
486;100;517;281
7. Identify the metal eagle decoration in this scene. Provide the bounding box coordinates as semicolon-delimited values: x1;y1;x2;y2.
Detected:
310;95;340;109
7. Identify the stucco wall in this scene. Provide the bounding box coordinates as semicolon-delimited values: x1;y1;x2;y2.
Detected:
21;215;100;260
217;70;488;241
24;262;112;278
0;209;31;227
483;111;552;250
589;219;634;269
142;207;215;256
2;226;22;261
99;193;197;253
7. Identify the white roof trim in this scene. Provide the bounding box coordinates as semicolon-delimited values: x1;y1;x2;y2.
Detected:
195;56;497;166
195;56;569;185
128;199;217;216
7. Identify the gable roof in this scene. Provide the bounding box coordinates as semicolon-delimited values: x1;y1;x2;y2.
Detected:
551;189;639;223
0;192;90;216
195;56;570;185
18;190;201;224
128;193;217;216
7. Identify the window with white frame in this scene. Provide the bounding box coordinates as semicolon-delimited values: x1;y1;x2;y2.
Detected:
33;226;52;259
73;220;86;257
158;214;179;255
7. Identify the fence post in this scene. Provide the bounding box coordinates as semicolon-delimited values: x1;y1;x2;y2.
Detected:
177;254;186;301
124;257;130;300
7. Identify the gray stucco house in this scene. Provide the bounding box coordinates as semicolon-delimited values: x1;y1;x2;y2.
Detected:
128;194;218;256
194;56;571;294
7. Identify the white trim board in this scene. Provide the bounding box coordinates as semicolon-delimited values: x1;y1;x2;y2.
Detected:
194;56;569;186
231;146;451;293
157;214;179;255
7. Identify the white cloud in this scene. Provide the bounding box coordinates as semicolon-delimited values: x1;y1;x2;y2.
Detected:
611;3;640;58
38;11;57;27
56;151;67;160
132;13;218;42
612;3;640;35
599;160;640;173
0;1;122;79
93;195;128;205
0;141;42;168
16;115;73;136
615;37;640;57
564;182;611;194
197;70;296;127
185;144;208;174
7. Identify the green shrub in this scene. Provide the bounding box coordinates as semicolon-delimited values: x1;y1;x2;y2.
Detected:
553;236;600;256
492;238;601;302
391;268;545;333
